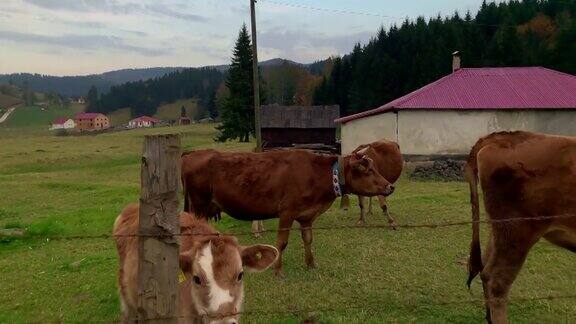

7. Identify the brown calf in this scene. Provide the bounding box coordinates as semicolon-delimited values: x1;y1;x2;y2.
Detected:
341;139;403;227
181;148;394;277
466;131;576;324
114;203;278;323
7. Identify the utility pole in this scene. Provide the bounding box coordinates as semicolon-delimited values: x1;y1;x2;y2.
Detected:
250;0;262;151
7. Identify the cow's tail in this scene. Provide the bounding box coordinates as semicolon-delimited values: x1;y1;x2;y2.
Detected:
466;142;483;289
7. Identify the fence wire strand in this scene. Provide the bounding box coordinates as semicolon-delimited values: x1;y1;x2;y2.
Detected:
131;293;576;322
12;213;576;241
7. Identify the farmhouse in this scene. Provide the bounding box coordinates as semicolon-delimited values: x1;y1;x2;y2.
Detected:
128;115;160;128
261;104;340;153
50;118;75;130
75;112;110;132
336;58;576;158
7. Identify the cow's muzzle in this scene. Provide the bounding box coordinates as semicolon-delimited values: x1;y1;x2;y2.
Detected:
382;185;395;196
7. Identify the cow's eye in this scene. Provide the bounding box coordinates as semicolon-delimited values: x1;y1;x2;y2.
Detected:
237;271;244;282
193;275;201;285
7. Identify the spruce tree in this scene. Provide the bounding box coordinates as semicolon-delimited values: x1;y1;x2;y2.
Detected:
216;24;259;142
86;85;99;112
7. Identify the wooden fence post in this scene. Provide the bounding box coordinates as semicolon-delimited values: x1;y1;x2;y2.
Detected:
137;134;181;323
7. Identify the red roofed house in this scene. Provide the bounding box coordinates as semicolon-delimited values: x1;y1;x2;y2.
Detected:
50;118;75;130
128;115;160;128
75;112;110;132
335;53;576;158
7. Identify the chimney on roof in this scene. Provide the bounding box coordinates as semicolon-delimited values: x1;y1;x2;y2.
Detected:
452;51;461;72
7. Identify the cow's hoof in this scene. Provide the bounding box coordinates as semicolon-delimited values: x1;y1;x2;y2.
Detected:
306;262;317;269
389;223;398;231
252;232;261;239
356;220;366;226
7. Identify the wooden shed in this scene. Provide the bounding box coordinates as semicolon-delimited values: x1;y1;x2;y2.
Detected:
260;104;340;153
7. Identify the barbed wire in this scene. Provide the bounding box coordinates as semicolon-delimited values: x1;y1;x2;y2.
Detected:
131;293;576;322
4;213;575;241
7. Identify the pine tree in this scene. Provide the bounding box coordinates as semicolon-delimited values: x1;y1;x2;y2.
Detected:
86;85;99;112
216;24;259;142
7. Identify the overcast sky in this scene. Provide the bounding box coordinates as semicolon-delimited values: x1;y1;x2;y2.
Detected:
0;0;495;76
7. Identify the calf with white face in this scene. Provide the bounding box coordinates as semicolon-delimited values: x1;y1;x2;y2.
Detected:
114;203;279;324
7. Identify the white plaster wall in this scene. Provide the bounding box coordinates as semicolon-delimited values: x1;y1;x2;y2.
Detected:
341;110;576;155
340;113;397;154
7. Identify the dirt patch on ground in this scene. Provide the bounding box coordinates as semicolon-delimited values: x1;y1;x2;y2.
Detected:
409;160;465;182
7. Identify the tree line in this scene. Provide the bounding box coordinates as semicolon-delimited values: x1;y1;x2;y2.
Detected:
314;0;576;116
86;68;223;118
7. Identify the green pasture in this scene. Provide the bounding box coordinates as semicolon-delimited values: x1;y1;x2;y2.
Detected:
0;103;84;131
0;124;574;323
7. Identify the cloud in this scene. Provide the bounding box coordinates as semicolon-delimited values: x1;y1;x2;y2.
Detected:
0;30;168;56
259;29;374;62
24;0;209;23
23;0;136;13
144;4;209;22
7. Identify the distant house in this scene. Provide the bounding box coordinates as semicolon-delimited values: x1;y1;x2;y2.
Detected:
75;112;110;132
128;116;160;128
336;53;576;157
50;118;75;130
260;104;340;153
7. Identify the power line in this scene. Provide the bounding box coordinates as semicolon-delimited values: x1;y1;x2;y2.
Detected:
259;0;401;19
258;0;576;29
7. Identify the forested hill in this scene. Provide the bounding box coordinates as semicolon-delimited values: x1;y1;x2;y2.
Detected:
0;67;184;97
89;67;223;118
314;0;576;116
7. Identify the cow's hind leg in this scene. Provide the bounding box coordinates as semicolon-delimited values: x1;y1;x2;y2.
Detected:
481;229;536;324
251;220;265;238
274;216;295;279
480;234;495;323
357;196;367;226
378;195;397;230
251;221;260;238
299;220;316;269
258;220;265;234
340;194;350;210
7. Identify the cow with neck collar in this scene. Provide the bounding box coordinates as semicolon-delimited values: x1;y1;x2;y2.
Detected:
181;147;394;277
114;203;279;323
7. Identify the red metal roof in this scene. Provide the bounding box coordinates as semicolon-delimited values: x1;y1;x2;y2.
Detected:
336;67;576;124
52;118;72;125
130;115;160;123
76;112;105;119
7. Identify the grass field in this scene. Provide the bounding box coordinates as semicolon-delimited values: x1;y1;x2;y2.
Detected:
0;93;22;109
107;107;132;126
0;103;84;130
106;99;199;126
0;124;574;323
154;99;199;120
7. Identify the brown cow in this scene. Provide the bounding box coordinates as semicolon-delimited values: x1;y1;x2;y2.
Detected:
114;203;279;323
181;148;394;277
340;140;403;227
466;131;576;324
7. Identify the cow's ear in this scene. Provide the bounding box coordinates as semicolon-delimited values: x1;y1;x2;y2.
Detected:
240;244;279;272
179;249;194;273
350;156;368;172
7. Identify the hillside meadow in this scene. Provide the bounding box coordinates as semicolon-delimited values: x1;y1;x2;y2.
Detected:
0;124;574;323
